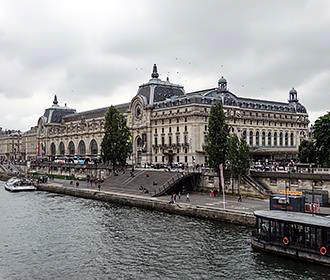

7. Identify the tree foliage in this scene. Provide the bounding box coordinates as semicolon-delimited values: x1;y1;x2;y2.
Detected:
298;139;316;164
101;106;131;167
206;102;229;172
227;135;250;176
227;135;250;193
313;112;330;167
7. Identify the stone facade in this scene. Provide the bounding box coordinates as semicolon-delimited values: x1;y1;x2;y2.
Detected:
0;129;24;161
2;64;310;164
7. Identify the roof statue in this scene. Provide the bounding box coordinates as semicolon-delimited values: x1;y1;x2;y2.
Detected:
53;94;58;105
151;64;159;79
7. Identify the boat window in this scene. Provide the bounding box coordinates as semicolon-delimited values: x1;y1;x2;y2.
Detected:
327;230;330;246
316;228;322;248
311;227;316;248
305;226;311;248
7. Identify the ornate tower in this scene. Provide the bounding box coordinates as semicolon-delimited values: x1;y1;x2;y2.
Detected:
218;76;227;92
288;88;298;103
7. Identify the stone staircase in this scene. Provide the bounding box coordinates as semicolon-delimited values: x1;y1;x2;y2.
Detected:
103;170;181;195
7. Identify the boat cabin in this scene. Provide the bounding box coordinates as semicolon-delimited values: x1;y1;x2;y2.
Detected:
253;210;330;264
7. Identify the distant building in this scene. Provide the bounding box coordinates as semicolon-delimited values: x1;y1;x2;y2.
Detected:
0;129;23;161
3;64;310;164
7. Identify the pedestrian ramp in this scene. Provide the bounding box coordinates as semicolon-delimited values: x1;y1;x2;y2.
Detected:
152;172;201;197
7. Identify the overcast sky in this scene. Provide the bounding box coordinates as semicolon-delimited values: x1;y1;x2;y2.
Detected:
0;0;329;131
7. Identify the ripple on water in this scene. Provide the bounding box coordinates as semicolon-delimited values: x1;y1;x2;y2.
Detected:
0;182;330;279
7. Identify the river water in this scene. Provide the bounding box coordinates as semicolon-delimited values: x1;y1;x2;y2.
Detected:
0;181;329;280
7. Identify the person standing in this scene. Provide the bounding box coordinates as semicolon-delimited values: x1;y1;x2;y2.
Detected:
186;192;190;202
98;184;101;191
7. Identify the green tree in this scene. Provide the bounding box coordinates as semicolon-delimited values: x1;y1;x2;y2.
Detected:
206;102;229;191
101;106;131;168
298;139;316;164
227;135;250;194
314;112;330;167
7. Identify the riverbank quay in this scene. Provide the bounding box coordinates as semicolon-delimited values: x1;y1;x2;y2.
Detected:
0;173;12;181
37;182;256;227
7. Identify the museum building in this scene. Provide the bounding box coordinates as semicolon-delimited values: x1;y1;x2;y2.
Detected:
28;64;310;165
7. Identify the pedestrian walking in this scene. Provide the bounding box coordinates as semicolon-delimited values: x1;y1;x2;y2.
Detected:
186;192;190;202
173;193;177;203
98;184;101;191
178;192;181;200
238;194;242;202
76;181;79;188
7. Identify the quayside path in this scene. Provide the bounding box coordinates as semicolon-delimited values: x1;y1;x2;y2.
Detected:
51;177;269;213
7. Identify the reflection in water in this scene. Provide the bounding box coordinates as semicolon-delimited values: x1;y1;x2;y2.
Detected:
0;182;329;280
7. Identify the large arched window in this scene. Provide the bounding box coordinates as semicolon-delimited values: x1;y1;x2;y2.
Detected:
274;132;278;146
268;132;271;146
262;131;266;146
78;140;86;155
242;130;247;141
290;133;294;147
50;143;56;156
249;131;253;146
279;132;283;146
285;132;289;146
68;141;75;155
256;131;260;146
90;139;98;155
59;142;65;155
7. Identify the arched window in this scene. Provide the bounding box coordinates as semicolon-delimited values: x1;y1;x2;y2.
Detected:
268;132;271;146
290;133;294;147
249;131;253;146
256;131;260;146
78;140;86;155
90;139;98;155
242;130;247;141
285;132;289;146
279;132;283;146
59;142;65;155
50;143;56;156
68;141;75;155
274;132;277;146
262;131;266;146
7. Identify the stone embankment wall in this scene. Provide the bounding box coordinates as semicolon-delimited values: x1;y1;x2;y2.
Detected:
0;173;11;181
29;164;111;180
251;171;330;193
37;184;255;227
199;171;330;197
198;171;267;198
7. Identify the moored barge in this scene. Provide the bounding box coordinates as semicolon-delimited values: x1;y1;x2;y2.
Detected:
252;210;330;266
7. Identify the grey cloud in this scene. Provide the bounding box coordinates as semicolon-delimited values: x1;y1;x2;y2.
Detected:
0;0;329;130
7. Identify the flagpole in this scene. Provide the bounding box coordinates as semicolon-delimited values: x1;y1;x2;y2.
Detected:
220;163;225;210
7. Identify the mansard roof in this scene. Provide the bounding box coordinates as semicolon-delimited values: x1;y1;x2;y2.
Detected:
153;87;307;114
136;64;185;105
62;103;130;122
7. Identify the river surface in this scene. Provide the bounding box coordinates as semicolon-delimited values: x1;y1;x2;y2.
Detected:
0;181;329;280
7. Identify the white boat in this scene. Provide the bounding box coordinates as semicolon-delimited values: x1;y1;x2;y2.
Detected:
4;177;36;192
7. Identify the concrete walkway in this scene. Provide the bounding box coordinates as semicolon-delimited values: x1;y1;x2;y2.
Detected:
47;178;330;216
50;178;268;213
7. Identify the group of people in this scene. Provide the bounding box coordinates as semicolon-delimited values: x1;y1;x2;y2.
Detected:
169;192;190;204
139;185;149;194
70;177;102;191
